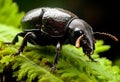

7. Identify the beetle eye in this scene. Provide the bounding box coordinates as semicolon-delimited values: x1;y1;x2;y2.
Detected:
74;30;84;37
79;30;84;34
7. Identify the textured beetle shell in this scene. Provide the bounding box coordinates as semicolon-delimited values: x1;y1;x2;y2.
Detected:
21;7;78;37
42;8;77;37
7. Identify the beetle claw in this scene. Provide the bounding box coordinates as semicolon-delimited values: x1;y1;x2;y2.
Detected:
86;54;97;62
13;51;21;56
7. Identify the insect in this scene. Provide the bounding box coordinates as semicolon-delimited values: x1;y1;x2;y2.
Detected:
5;7;118;70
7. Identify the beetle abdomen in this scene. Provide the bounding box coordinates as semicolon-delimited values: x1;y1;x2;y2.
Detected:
21;7;79;37
41;8;78;37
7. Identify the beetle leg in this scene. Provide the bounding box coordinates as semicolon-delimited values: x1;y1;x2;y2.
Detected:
4;32;25;44
51;41;61;71
14;32;36;56
86;54;94;61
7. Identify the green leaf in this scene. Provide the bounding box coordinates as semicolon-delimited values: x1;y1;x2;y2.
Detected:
0;0;24;27
0;23;120;82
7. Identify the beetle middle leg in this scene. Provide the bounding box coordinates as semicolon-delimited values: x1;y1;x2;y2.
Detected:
13;32;36;56
51;41;62;71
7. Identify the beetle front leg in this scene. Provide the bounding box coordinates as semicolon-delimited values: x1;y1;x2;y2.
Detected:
51;41;61;71
14;32;36;56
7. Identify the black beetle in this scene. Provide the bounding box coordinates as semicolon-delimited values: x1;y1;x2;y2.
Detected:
5;7;118;70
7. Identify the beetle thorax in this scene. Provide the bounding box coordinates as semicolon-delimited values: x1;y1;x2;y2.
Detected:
68;19;95;55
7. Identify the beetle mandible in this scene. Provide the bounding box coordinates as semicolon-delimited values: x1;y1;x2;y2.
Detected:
5;7;118;70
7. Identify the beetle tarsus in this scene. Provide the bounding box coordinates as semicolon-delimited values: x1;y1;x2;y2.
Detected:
87;55;97;62
50;65;56;72
13;50;21;56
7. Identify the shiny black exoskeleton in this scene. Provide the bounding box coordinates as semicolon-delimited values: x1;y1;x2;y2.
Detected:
5;7;118;70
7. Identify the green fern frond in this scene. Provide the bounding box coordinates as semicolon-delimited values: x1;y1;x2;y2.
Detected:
12;56;62;82
0;24;120;82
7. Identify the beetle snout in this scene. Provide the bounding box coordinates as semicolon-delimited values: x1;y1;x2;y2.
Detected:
75;34;94;55
83;47;94;55
81;38;94;55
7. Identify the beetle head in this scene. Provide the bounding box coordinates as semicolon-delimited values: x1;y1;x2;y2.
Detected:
75;31;119;55
69;19;118;55
69;19;95;55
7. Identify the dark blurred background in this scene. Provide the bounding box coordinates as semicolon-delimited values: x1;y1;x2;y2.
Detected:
13;0;120;62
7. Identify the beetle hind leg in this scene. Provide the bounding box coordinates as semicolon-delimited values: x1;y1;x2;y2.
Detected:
4;32;25;44
13;32;36;56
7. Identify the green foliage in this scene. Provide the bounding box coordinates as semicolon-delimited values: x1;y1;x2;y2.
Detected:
0;0;120;82
0;24;120;82
0;0;24;27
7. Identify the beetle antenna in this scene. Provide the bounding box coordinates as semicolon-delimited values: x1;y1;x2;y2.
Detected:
94;32;118;41
75;34;85;48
